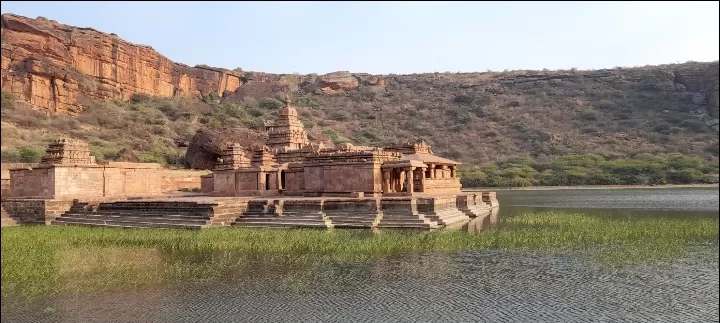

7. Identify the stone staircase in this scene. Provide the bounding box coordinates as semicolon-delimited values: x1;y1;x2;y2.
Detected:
325;212;382;228
51;200;244;229
422;207;470;226
233;200;333;229
323;199;382;229
375;212;440;229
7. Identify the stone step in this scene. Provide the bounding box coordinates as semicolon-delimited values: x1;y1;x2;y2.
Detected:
436;215;470;226
328;220;377;225
466;207;490;218
280;212;325;216
58;214;210;225
330;219;375;226
241;212;277;217
328;215;377;220
64;211;211;219
326;213;379;218
376;222;437;229
238;215;326;220
332;223;374;229
233;221;330;228
52;219;204;230
93;210;212;217
98;207;215;212
376;219;434;225
99;204;214;209
234;218;328;225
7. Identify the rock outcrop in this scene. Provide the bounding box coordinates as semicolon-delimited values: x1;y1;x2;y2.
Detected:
1;14;244;113
317;71;359;92
184;128;268;169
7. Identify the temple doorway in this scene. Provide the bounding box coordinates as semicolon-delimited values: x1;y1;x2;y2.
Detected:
280;170;286;190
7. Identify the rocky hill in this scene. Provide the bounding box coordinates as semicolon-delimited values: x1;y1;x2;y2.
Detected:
1;13;718;185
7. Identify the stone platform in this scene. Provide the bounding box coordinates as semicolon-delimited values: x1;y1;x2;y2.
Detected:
3;193;497;230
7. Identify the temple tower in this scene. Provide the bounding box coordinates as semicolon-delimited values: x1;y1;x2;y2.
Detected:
265;95;310;150
39;138;95;165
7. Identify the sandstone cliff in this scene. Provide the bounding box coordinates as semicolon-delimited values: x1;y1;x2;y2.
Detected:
0;13;390;114
1;13;244;113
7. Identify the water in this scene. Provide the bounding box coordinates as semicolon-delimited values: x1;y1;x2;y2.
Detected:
3;187;719;323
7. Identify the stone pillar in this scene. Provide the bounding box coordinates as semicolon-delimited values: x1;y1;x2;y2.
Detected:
450;166;456;178
396;170;402;191
383;171;391;193
419;168;426;192
277;170;282;190
257;172;264;191
406;167;414;194
427;164;434;179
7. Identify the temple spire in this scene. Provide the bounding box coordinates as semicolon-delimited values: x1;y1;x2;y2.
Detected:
284;94;292;106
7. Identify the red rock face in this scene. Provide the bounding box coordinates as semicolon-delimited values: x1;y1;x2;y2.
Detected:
318;72;359;91
1;14;244;114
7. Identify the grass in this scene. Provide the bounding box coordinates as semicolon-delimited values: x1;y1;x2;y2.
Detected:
1;211;718;299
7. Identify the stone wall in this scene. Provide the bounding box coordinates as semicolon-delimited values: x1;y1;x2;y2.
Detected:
8;163;164;199
53;166;105;198
213;170;237;195
303;164;381;196
103;166;162;197
200;175;214;193
8;167;55;198
160;169;210;192
1;199;74;226
423;178;462;194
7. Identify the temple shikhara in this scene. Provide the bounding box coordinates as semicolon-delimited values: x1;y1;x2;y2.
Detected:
1;96;497;230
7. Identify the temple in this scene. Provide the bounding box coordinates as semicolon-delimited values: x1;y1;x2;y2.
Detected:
2;96;497;230
208;96;462;198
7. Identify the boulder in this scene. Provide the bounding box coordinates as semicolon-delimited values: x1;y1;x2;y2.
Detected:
115;148;140;162
318;71;359;91
184;128;267;169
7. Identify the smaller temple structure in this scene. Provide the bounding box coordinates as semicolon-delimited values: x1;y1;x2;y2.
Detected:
40;138;96;165
6;139;164;199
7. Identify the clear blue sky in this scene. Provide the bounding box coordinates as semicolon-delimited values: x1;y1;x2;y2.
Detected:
2;1;718;75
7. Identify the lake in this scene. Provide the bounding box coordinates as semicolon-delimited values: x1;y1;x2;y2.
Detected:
2;187;718;323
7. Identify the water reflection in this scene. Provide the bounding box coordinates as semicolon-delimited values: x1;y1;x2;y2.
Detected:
462;207;499;233
496;187;719;216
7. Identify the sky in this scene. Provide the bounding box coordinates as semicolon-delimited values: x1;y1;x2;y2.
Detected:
1;1;718;75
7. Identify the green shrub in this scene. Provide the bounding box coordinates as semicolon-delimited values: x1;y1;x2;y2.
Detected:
18;147;44;163
259;98;284;109
580;109;599;121
138;153;166;165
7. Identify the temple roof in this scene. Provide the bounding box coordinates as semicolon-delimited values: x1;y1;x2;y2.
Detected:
401;153;461;166
277;94;299;116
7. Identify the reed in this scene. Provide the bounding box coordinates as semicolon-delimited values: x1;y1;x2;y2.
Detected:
2;211;717;298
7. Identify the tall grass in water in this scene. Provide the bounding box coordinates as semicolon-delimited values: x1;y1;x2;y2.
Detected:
2;211;717;298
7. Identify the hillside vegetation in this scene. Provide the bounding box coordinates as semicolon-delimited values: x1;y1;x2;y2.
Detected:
2;61;719;186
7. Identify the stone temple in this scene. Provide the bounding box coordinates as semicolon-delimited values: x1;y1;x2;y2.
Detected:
1;96;497;230
209;96;463;198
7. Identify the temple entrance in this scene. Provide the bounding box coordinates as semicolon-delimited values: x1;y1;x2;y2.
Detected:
265;173;271;190
280;170;286;190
